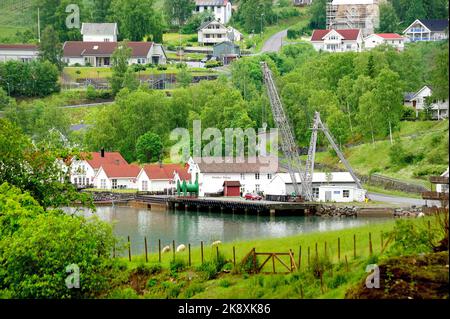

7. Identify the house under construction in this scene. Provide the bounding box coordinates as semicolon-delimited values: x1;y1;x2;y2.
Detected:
326;0;382;36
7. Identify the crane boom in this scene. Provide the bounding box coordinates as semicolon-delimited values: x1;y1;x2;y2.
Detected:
260;62;313;201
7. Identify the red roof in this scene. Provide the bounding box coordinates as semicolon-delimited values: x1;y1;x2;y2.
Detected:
223;181;241;187
143;164;191;181
80;152;128;169
101;164;141;178
374;33;403;39
0;44;38;50
311;29;361;41
63;41;154;58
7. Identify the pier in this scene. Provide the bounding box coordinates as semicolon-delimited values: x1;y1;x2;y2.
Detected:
134;195;319;216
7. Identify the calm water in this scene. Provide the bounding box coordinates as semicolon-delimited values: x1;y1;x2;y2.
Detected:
66;206;391;256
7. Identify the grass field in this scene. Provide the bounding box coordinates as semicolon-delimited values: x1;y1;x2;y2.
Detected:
314;120;449;188
107;216;441;299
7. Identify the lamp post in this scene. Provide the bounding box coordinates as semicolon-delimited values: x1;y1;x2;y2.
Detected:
260;13;265;37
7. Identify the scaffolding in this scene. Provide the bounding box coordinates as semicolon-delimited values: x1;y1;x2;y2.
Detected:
326;0;380;36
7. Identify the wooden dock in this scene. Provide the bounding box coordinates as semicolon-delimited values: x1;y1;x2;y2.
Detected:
134;195;318;216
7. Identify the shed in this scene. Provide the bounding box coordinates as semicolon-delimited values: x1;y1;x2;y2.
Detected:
213;41;241;65
223;181;241;197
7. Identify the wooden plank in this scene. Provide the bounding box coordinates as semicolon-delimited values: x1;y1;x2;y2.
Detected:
274;255;291;271
429;176;449;184
258;254;273;272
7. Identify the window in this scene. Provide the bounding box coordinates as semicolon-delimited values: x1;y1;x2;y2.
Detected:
267;174;272;179
313;187;319;199
100;179;106;189
142;180;148;191
104;38;110;42
343;190;350;198
240;187;245;194
255;173;260;180
112;179;118;189
255;184;260;193
74;178;77;184
240;173;245;180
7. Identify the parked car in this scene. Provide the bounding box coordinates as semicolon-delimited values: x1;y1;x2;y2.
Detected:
244;193;262;201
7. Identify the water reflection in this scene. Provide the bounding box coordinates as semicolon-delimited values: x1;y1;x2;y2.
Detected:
65;206;390;255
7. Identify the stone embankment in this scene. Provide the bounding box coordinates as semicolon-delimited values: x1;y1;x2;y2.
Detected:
316;205;358;217
317;205;426;218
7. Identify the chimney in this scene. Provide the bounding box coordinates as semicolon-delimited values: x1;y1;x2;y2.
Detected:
101;148;105;158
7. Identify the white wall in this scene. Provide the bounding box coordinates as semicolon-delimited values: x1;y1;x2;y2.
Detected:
70;160;96;186
93;168;138;190
0;50;38;62
364;35;404;51
83;34;117;42
196;172;273;196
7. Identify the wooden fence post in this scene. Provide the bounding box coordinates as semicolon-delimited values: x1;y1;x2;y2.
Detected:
216;246;219;261
233;246;236;267
272;254;276;273
298;246;302;270
345;255;349;272
381;232;384;250
158;239;161;263
307;246;310;267
113;242;115;258
324;241;327;258
127;236;131;262
315;242;318;261
252;248;257;273
353;234;356;258
201;241;204;264
172;240;176;261
338;237;341;262
369;232;373;256
188;244;191;267
144;236;148;263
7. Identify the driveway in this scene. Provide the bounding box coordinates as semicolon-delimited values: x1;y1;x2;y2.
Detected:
261;29;288;53
368;192;441;207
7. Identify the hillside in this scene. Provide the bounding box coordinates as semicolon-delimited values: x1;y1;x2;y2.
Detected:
313;120;449;188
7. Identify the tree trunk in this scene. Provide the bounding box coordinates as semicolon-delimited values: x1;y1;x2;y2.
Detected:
389;120;393;145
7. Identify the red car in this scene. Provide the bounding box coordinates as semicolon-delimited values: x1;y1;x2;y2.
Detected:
244;193;262;201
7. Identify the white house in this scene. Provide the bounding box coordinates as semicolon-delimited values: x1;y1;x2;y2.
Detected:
70;151;128;187
403;19;448;42
63;41;167;66
93;164;140;190
0;44;39;62
266;172;366;202
198;20;232;45
310;29;363;52
194;0;233;24
186;157;281;197
436;167;449;194
136;164;191;192
364;33;405;51
227;26;243;42
410;85;448;120
81;23;118;42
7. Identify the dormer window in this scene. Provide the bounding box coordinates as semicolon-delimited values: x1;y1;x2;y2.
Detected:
104;38;110;42
93;45;99;50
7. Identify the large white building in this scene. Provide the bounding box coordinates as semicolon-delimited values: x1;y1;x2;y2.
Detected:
81;23;118;42
194;0;233;24
0;44;39;62
403;19;449;42
197;20;243;45
326;0;380;37
266;173;366;202
409;85;448;120
310;29;363;52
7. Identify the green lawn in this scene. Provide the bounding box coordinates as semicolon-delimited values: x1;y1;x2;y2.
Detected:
313;120;449;188
166;52;207;61
109;216;441;299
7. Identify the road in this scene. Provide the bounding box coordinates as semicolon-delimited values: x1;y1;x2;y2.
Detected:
261;29;288;53
368;192;441;207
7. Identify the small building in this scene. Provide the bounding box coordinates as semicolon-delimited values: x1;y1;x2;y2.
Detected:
81;23;118;42
227;26;243;42
403;92;416;108
198;20;230;45
194;0;233;24
94;164;140;190
0;44;39;63
136;163;191;192
436;167;449;194
310;29;363;52
403;19;449;42
63;41;167;66
266;172;366;202
293;0;312;6
223;181;241;197
70;150;128;188
410;85;448;120
364;33;405;51
213;41;240;65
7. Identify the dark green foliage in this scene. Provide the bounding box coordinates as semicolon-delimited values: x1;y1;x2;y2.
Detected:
378;3;400;33
86;85;97;100
164;0;196;27
170;258;187;274
386;219;434;256
0;60;60;97
38;25;63;70
231;0;276;34
308;0;327;29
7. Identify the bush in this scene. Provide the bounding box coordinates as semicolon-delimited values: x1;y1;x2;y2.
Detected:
386;219;434;256
109;287;139;299
75;70;81;75
73;63;81;67
389;141;424;167
176;62;188;69
205;60;222;68
146;278;158;288
218;279;231;288
157;64;168;71
182;282;205;298
86;85;97;100
97;90;112;100
401;106;416;121
170;258;186;274
167;44;176;51
413;164;448;177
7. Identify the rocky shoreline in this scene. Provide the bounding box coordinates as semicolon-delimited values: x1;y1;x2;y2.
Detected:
316;205;426;218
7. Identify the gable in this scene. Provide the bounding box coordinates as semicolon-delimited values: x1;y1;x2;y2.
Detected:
404;19;431;33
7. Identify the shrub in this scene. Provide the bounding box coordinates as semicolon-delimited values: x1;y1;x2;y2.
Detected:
162;281;181;299
386;219;434;256
157;64;168;71
170;258;186;274
167;44;176;51
389;141;424;166
182;282;205;298
73;63;81;67
146;278;158;288
218;279;231;288
205;60;222;68
75;70;81;75
401;106;416;121
109;288;139;299
413;165;448;177
310;256;333;279
328;273;348;289
86;85;97;100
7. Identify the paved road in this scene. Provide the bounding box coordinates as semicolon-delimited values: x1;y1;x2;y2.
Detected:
261;29;288;53
368;192;441;207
